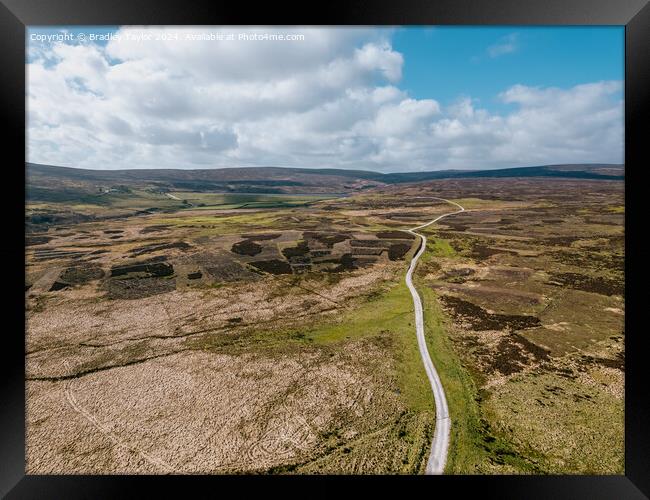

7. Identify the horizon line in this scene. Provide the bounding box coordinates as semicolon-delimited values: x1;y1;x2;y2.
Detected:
25;161;624;175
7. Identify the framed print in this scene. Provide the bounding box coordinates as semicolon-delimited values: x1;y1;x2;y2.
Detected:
1;0;648;497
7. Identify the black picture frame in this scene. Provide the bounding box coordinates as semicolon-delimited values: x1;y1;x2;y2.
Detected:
2;0;648;497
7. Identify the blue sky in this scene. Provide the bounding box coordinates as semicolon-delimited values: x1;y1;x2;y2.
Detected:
26;26;624;171
392;26;623;113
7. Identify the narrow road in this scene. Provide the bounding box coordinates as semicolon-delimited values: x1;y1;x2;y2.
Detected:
404;197;465;475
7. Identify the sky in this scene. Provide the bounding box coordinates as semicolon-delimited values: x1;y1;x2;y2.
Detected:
26;26;624;172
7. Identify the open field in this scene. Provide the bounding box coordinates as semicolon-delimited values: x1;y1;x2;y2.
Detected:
26;172;624;474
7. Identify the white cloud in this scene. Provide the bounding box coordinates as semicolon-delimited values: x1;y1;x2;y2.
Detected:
354;42;404;82
27;28;623;172
487;33;519;58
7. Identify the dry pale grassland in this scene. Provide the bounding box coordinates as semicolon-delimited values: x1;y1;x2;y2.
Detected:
28;344;404;473
26;199;449;474
26;262;412;473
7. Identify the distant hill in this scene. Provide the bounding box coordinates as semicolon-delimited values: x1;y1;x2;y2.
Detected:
26;162;624;203
26;163;384;198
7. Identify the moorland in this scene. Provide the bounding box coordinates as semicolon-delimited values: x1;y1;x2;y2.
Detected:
25;163;624;474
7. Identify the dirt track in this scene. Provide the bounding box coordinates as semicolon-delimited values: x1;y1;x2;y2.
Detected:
404;197;465;474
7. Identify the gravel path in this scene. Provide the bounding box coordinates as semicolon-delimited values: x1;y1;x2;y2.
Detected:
403;197;465;475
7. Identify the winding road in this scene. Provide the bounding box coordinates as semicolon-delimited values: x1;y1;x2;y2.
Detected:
404;197;465;475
